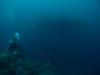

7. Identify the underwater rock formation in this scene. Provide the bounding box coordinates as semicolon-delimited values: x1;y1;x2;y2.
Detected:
0;48;53;75
0;32;53;75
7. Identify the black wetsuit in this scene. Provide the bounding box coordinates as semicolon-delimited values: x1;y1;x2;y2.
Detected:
7;37;24;59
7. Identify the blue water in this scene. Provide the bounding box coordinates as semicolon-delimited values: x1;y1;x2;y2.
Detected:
0;0;100;75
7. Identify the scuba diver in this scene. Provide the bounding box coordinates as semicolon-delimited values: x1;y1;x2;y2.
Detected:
7;32;23;59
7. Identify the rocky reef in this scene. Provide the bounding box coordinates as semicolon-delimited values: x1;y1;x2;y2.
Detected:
0;49;53;75
0;32;54;75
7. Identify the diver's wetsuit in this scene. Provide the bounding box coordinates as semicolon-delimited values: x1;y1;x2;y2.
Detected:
8;38;20;53
7;37;23;59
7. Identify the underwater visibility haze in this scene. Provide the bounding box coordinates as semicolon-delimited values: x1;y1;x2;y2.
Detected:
0;0;100;75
